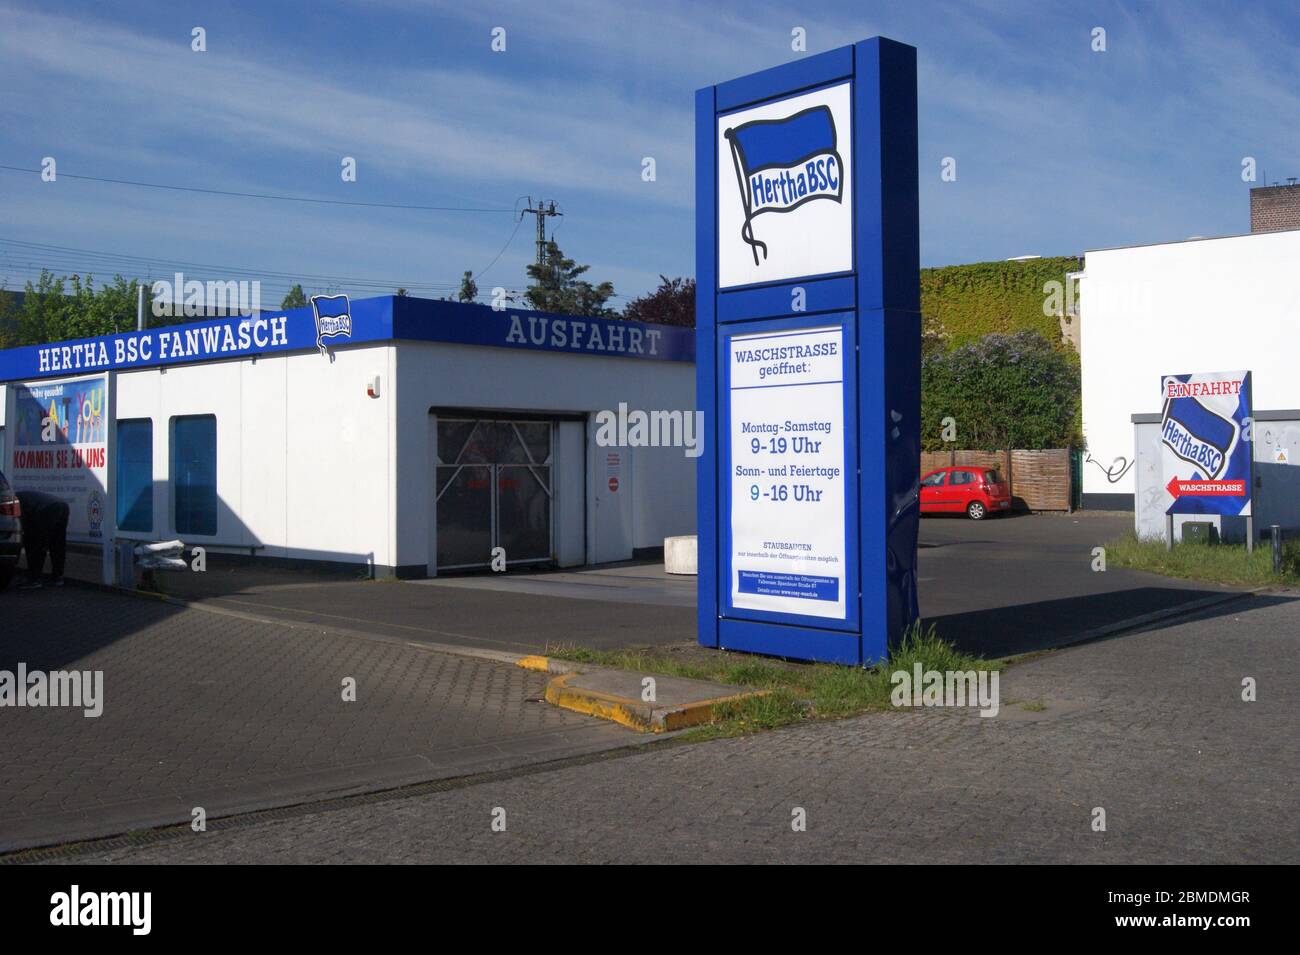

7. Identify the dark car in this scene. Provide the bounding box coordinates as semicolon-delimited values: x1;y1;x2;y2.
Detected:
0;469;22;590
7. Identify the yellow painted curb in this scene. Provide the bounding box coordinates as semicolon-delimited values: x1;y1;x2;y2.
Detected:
516;655;551;672
660;690;768;732
544;673;652;731
542;672;767;733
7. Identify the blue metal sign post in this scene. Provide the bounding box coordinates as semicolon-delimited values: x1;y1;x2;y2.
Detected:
696;38;920;665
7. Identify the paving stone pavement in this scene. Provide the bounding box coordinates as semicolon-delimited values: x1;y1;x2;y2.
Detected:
40;592;1300;864
0;585;637;852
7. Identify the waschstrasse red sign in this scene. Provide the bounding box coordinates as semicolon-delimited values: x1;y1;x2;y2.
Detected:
1165;476;1246;498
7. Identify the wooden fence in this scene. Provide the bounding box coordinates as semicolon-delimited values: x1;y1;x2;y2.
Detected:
919;448;1074;511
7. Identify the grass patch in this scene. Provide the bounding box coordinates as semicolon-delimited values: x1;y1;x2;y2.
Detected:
547;622;994;739
1105;532;1300;589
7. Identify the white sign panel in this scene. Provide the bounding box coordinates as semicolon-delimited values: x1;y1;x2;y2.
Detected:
717;82;853;289
6;374;110;540
729;326;846;619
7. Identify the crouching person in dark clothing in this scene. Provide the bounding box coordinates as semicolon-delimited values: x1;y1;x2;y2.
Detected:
16;490;70;589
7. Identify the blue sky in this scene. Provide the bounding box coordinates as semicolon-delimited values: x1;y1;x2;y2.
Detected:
1;0;1296;306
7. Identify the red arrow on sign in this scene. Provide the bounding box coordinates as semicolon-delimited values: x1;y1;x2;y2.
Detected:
1166;476;1246;497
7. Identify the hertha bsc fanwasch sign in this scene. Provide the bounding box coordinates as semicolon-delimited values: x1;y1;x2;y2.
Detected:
1160;370;1252;516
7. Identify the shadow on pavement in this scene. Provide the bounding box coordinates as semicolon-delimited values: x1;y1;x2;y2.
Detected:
926;586;1252;657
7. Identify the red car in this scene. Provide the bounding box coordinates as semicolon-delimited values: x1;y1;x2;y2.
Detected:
919;466;1011;520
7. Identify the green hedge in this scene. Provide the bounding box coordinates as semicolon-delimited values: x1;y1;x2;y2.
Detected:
921;256;1079;352
920;330;1081;451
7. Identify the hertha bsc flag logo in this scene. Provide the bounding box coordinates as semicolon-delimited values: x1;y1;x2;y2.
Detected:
717;82;853;288
310;293;353;358
725;105;844;265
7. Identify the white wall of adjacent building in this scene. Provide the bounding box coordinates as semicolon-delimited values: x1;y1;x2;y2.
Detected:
1079;228;1300;505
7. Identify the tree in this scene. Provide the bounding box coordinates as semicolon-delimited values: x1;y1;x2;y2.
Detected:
0;284;20;348
16;270;146;344
281;284;307;309
524;240;616;317
920;330;1081;451
623;275;695;326
458;271;478;304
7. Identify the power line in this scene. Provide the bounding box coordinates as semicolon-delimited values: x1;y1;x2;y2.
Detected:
473;206;528;282
0;238;457;290
0;222;630;303
0;163;516;214
521;198;562;267
0;246;460;308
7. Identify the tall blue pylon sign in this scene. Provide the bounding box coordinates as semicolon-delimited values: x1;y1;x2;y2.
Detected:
695;38;921;665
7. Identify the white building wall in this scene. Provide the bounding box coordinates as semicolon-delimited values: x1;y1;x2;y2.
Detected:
1079;229;1300;504
281;345;394;566
394;341;696;572
113;344;396;568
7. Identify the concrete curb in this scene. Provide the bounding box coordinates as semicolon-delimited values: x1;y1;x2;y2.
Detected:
517;655;765;733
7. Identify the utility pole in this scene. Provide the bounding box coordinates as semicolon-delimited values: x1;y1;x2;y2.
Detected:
521;199;562;268
136;281;145;331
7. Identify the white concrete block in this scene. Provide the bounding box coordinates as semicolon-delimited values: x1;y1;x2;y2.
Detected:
664;535;697;575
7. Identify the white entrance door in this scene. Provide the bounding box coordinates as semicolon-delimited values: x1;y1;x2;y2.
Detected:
592;443;633;563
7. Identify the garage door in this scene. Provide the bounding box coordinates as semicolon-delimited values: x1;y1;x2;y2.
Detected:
435;418;553;571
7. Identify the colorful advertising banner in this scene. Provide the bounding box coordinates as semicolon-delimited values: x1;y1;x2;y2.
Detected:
7;374;110;539
1160;370;1252;516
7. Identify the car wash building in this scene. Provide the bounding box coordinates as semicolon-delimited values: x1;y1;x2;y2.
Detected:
0;295;696;577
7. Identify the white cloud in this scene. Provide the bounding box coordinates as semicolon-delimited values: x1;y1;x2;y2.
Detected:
0;5;694;207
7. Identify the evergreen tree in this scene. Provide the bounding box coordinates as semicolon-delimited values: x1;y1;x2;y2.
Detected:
281;284;308;309
524;241;615;317
458;271;478;303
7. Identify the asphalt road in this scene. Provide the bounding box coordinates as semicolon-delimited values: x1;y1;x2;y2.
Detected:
34;590;1299;864
914;511;1243;655
62;511;1244;658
